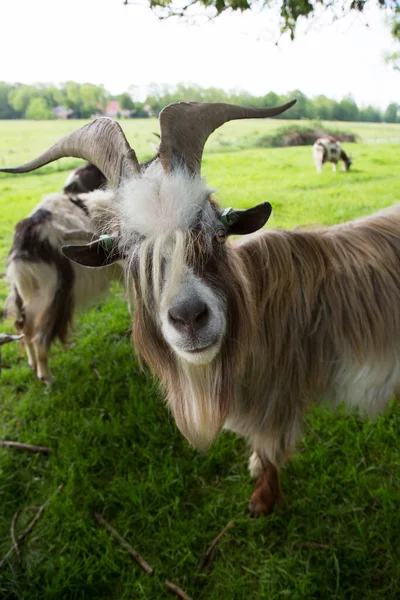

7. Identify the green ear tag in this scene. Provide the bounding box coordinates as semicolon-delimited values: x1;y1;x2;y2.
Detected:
99;235;115;250
220;207;239;227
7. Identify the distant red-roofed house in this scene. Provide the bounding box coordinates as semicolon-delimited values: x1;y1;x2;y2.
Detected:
104;100;131;118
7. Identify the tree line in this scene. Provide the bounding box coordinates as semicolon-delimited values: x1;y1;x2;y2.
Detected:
0;81;398;123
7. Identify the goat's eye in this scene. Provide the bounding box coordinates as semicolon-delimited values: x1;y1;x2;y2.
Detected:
216;228;227;244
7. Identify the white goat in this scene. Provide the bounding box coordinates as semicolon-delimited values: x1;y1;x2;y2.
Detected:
3;103;398;519
5;163;121;384
313;136;352;173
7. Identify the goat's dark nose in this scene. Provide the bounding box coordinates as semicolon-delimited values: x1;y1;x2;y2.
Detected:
168;299;208;333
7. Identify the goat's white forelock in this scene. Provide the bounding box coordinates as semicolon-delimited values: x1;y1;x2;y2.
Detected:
126;229;188;311
117;162;215;310
117;162;212;240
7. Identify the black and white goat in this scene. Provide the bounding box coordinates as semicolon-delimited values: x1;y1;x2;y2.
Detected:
5;163;120;385
313;136;352;172
3;102;399;517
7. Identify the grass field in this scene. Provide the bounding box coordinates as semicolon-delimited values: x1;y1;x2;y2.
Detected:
0;119;400;599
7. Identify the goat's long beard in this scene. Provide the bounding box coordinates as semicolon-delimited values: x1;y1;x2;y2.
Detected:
132;241;256;451
169;359;229;451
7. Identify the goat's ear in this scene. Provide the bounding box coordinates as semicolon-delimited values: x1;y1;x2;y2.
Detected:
221;202;272;235
62;235;121;268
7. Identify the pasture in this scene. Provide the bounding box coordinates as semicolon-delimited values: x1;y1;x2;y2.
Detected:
0;118;400;599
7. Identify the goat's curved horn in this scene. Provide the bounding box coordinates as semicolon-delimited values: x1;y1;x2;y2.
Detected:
158;100;297;174
0;118;140;188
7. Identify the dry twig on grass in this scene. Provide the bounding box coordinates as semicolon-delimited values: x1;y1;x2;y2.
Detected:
0;441;52;454
297;542;330;550
10;509;21;561
93;512;153;574
0;484;64;569
194;520;235;582
89;361;102;379
165;580;193;600
0;333;24;374
0;333;24;346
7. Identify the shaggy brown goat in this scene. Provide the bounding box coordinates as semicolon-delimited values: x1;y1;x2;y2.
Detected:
3;102;398;516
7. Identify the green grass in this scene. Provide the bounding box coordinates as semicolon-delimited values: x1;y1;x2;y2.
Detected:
1;118;399;169
0;121;400;599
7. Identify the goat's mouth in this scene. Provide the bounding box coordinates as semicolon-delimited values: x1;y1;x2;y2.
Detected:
185;343;214;354
174;339;221;365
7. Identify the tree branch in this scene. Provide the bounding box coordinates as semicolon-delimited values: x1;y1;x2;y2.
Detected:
93;512;153;574
0;484;64;569
0;441;53;454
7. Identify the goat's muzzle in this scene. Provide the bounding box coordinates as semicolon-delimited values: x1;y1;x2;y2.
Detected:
168;299;209;337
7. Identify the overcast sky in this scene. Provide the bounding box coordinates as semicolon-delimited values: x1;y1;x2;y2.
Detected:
1;0;398;108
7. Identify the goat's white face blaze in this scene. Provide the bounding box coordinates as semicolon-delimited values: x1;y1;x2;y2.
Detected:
160;264;227;365
117;163;228;365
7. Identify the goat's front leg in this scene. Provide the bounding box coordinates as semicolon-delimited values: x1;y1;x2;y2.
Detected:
248;455;283;517
24;339;36;371
331;162;337;173
33;339;54;386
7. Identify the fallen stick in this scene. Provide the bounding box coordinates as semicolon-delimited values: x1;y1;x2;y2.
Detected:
10;509;21;560
297;542;330;550
93;512;153;574
90;362;102;380
165;580;192;600
0;441;52;454
194;520;234;580
0;334;24;346
0;334;24;375
0;483;64;569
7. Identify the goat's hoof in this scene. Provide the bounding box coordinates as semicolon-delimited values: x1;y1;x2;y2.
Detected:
38;374;55;387
248;495;275;518
248;464;283;517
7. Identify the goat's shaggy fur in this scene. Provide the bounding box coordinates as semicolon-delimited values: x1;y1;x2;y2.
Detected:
84;165;400;460
63;161;400;514
124;196;400;513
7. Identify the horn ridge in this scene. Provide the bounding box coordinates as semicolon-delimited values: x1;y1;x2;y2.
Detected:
158;99;297;174
0;117;140;188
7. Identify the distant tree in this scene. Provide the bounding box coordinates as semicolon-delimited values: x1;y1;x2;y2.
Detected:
359;105;382;122
80;83;108;117
0;82;20;119
132;102;150;117
284;90;313;119
118;93;135;111
262;91;281;108
333;96;360;122
9;85;39;115
313;95;335;120
57;81;108;118
25;97;54;120
384;102;399;122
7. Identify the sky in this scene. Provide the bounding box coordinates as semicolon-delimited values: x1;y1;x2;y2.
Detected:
0;0;398;108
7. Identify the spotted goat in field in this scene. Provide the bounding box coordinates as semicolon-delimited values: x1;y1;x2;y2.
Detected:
313;136;352;173
4;162;121;385
3;100;399;516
